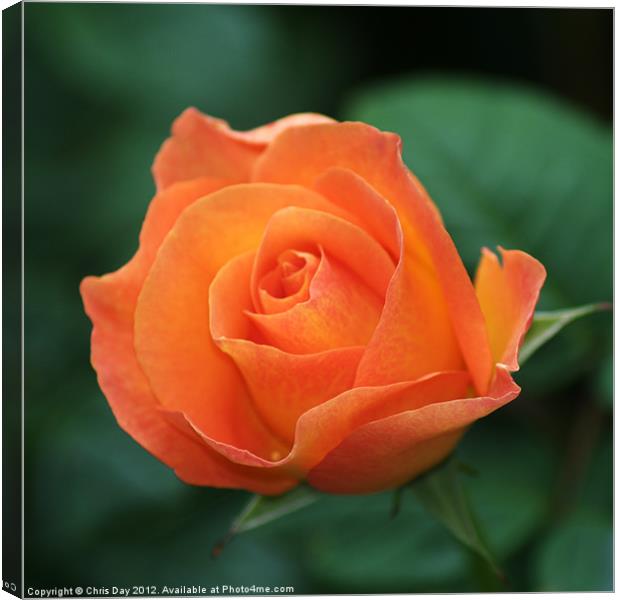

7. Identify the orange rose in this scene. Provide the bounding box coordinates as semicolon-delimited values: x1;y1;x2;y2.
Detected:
80;109;545;495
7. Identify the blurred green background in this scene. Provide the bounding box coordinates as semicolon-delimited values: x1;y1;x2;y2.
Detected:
21;4;612;593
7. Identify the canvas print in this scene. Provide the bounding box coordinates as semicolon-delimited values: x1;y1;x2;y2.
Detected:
3;2;613;596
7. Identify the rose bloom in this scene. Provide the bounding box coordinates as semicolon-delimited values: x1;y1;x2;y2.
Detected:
81;110;545;495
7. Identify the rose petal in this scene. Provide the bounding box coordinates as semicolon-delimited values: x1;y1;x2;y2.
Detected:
80;177;295;493
307;366;520;493
290;370;473;476
257;250;319;314
250;205;395;309
159;410;298;493
153;108;334;190
177;365;513;494
209;249;365;444
139;177;227;261
248;250;383;353
134;183;340;461
226;112;335;145
219;341;365;449
175;370;472;481
313;167;401;261
475;247;547;370
355;257;465;385
153;109;259;190
254;122;493;393
311;430;467;494
312;167;464;383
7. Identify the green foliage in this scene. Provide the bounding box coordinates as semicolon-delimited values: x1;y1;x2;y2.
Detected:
458;419;554;561
26;4;362;129
520;303;612;364
27;404;306;589
534;511;613;591
229;487;320;536
227;418;556;592
411;459;501;578
249;491;471;592
594;353;614;411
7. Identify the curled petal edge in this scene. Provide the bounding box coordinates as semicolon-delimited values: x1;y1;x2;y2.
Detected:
163;367;518;492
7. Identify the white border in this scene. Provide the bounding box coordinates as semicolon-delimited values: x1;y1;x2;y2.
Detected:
0;2;615;600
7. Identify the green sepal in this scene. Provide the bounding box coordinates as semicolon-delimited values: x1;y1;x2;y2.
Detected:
411;457;504;581
213;486;319;556
520;303;611;364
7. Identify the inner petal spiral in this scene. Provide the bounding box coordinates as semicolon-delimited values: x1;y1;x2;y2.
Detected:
247;248;384;354
257;249;320;314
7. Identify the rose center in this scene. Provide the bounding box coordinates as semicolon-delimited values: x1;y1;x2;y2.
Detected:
256;249;320;314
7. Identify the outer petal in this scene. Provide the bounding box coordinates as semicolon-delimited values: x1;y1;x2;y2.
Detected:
133;184;342;461
254;122;493;393
307;367;520;494
226;112;335;145
355;257;465;385
80;177;296;493
289;371;472;477
313;167;465;381
209;250;365;444
174;370;472;480
138;177;227;262
153;108;334;190
475;248;546;371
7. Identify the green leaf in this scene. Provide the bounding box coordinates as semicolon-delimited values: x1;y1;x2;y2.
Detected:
459;420;553;560
411;458;502;580
214;486;320;556
534;511;612;591
520;303;611;364
266;492;469;592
